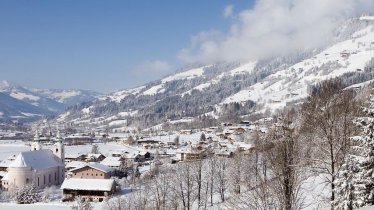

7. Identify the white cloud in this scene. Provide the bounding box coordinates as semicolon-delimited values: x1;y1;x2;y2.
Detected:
223;5;234;18
179;0;374;64
133;60;172;76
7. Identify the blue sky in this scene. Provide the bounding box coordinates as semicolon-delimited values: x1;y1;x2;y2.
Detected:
0;0;254;93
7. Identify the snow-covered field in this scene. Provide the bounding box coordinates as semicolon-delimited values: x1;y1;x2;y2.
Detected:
0;140;29;160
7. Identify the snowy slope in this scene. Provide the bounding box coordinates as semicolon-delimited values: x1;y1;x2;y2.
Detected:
223;23;374;112
54;17;374;129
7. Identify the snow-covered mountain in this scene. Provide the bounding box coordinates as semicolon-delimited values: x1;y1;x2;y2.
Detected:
54;17;374;129
0;80;101;122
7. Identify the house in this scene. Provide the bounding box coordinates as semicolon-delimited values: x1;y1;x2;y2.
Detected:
100;156;124;171
176;144;205;161
137;151;151;161
61;178;116;202
1;131;65;191
64;153;86;163
0;158;13;172
85;153;106;162
215;149;234;158
64;134;95;145
65;161;86;173
179;130;193;135
70;162;112;179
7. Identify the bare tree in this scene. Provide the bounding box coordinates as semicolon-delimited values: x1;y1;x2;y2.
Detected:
301;80;359;206
266;109;306;210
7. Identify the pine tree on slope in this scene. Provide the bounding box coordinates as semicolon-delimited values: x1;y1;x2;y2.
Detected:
334;94;374;209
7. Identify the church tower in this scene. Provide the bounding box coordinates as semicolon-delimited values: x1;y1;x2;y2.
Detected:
53;130;65;163
31;130;42;151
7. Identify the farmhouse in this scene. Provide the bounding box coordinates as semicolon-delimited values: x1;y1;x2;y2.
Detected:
70;162;112;179
61;178;116;202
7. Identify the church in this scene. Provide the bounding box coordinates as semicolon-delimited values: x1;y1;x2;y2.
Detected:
1;131;65;191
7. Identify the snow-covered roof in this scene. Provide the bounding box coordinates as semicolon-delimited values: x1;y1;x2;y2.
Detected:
71;162;112;173
0;171;7;178
86;153;105;158
61;178;115;191
8;150;63;169
1;172;8;181
100;157;122;167
65;153;85;159
0;159;13;168
65;161;86;170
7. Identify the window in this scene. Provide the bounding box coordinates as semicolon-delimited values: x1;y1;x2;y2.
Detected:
56;148;58;153
26;178;29;184
101;174;103;176
96;174;98;176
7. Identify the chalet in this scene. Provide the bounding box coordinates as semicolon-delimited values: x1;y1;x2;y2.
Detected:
176;144;205;161
0;158;13;172
100;156;124;171
61;178;116;202
137;139;160;145
176;150;205;161
235;127;246;134
64;134;95;145
234;142;255;153
64;153;86;163
215;149;234;158
179;130;193;135
138;151;151;160
70;162;112;179
65;161;86;173
85;153;106;162
239;121;252;126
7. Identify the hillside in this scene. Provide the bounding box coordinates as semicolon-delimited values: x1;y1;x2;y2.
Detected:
55;17;374;130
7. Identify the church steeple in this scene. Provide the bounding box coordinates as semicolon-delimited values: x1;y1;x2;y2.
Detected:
31;130;42;151
53;130;65;163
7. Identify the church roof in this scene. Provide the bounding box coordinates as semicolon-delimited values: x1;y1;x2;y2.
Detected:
8;149;63;170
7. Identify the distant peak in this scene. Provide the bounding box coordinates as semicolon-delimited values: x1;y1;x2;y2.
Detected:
0;80;19;91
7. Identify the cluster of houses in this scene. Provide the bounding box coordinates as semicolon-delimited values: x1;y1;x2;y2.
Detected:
0;118;272;203
0;130;152;202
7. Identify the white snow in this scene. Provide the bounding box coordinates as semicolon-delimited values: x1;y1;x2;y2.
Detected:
229;62;257;76
0;203;71;210
223;25;374;113
10;91;40;101
51;90;80;103
118;110;138;117
142;66;209;96
9;150;63;169
21;112;41;117
105;86;146;102
57;111;70;122
161;66;207;83
61;178;114;191
360;16;374;21
108;119;127;127
81;107;91;114
142;83;165;96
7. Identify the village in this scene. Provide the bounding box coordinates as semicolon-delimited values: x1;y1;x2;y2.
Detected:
0;117;273;206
